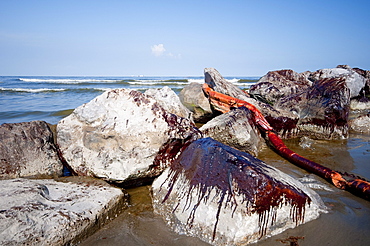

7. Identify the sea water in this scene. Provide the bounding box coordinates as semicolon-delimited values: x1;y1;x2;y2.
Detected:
0;76;258;125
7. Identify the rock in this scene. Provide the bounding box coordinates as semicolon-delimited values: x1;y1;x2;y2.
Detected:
204;68;299;139
0;121;63;179
205;67;250;101
249;69;312;104
144;86;194;123
309;65;366;98
350;98;370;111
152;138;326;246
57;89;201;185
349;114;370;133
352;67;370;96
276;77;350;139
200;107;266;156
179;82;214;123
0;177;127;245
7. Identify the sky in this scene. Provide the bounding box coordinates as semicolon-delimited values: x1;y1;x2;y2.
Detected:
0;0;369;76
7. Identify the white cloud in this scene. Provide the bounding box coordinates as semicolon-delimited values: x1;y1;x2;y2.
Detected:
151;44;166;57
151;44;182;59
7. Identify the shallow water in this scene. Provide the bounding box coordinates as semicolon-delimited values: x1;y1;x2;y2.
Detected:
80;133;370;246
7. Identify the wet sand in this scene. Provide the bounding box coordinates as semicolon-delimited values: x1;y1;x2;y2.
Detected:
80;133;370;246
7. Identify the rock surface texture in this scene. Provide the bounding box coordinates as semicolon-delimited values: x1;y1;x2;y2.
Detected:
152;138;326;246
349;114;370;134
179;82;214;123
200;107;265;156
0;121;63;179
57;89;201;185
276;77;350;139
0;177;127;245
144;86;194;122
309;65;366;98
204;68;299;139
249;69;312;104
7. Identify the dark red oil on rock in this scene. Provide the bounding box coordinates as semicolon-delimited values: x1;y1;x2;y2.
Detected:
158;137;311;240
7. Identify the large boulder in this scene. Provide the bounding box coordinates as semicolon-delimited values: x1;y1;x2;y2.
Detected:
57;89;201;185
179;82;214;123
249;69;312;104
200;107;266;157
152;138;326;246
276;77;350;139
0;121;63;179
144;86;194;123
309;65;366;98
0;177;127;245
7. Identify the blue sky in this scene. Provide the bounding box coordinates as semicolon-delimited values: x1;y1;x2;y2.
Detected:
0;0;369;76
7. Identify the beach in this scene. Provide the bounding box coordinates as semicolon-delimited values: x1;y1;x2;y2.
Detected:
1;76;369;245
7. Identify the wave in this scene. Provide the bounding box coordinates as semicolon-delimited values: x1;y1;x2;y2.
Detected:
18;78;122;84
0;87;67;93
127;80;190;85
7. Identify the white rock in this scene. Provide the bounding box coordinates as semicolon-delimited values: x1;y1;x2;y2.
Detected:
57;89;200;183
200;107;266;156
0;178;126;245
310;67;366;98
349;115;370;133
144;86;194;122
152;138;327;246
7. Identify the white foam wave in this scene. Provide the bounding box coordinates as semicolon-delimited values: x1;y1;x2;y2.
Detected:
19;78;120;84
0;87;66;93
128;80;189;85
233;82;256;86
187;78;241;84
188;79;204;83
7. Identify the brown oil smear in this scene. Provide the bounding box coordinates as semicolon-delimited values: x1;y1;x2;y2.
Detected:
159;138;311;240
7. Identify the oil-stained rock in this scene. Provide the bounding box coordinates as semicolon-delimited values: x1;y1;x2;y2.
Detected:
144;86;194;123
249;69;312;104
0;121;63;179
152;138;326;246
276;77;350;139
204;68;299;139
309;65;366;98
200;107;266;156
57;89;201;185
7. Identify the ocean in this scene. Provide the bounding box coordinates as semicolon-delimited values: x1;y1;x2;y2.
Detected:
0;75;258;125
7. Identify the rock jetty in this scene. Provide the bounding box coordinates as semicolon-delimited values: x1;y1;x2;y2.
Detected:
1;65;369;245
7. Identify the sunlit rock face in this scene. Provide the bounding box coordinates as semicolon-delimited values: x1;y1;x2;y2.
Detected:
179;82;214;123
57;89;201;185
200;107;266;157
144;86;194;123
309;65;366;98
349;114;370;134
276;77;350;139
0;177;126;245
204;68;299;139
0;121;63;179
152;138;326;246
249;69;312;104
